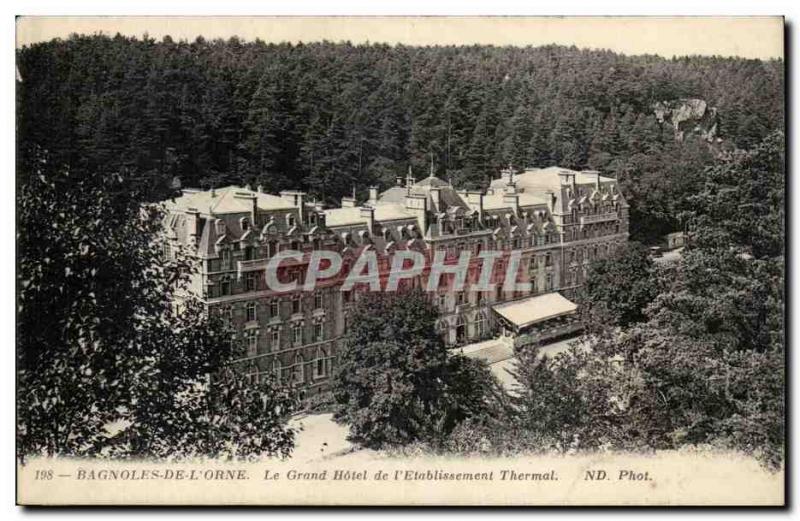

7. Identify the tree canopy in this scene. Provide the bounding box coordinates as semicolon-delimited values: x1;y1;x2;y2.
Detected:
17;36;784;243
17;151;299;460
506;132;785;468
331;290;497;448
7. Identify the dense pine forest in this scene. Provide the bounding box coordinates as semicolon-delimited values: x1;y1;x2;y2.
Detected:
16;34;783;242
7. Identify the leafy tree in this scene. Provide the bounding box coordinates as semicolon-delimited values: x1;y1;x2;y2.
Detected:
577;241;661;329
497;133;784;469
17;153;298;460
331;289;496;448
509;345;591;451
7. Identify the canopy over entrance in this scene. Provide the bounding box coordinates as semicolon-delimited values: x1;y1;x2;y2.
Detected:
492;292;578;332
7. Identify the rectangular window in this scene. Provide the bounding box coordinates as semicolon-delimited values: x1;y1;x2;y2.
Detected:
245;272;257;291
221;249;231;269
292;297;302;314
247;331;258;358
314;293;323;310
271;329;280;351
221;279;231;296
314;323;324;342
293;324;303;345
246;302;257;322
270;300;279;317
546;274;553;291
315;357;326;378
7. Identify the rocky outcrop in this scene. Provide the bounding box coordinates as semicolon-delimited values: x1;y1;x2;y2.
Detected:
653;98;720;142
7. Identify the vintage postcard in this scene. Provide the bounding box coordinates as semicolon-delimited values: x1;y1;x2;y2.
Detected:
15;16;785;506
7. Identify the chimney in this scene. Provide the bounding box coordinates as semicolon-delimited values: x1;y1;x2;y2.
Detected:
557;170;577;193
368;186;378;205
186;209;200;244
279;190;306;223
405;194;428;234
341;196;356;208
360;206;375;235
459;190;484;221
582;170;601;190
257;185;264;193
429;187;441;210
503;192;519;215
405;166;416;188
545;190;557;213
234;191;258;226
500;165;515;185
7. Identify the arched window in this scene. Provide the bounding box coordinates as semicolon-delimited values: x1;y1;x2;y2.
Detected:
294;354;305;384
215;219;226;236
287;214;296;228
456;315;466;342
475;312;487;339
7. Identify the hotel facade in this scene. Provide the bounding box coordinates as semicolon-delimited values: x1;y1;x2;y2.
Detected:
163;166;629;392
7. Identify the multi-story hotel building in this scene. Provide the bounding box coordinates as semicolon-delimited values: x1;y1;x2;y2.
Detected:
163;166;629;392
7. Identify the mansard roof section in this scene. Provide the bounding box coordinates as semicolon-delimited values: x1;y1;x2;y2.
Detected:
378;185;410;204
489;166;616;193
167;185;294;216
482;191;549;211
324;203;416;228
379;174;471;213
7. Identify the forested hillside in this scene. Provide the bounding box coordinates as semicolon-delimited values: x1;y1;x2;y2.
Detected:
16;35;783;242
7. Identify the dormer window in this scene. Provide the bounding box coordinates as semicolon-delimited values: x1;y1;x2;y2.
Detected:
215;219;226;236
